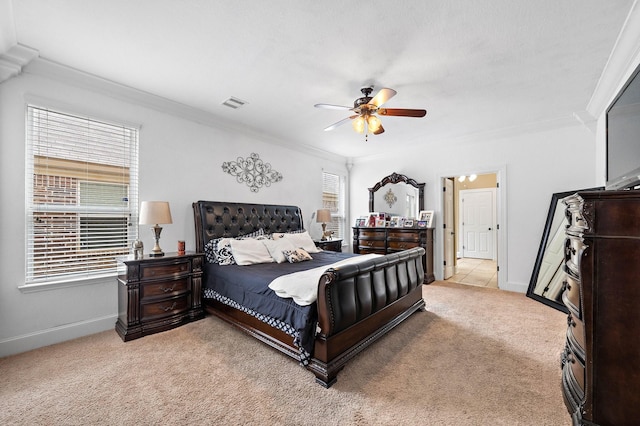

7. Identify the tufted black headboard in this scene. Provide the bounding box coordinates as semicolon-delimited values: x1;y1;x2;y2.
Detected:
192;201;304;252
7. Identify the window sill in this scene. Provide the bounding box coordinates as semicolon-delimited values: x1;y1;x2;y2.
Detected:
19;273;116;293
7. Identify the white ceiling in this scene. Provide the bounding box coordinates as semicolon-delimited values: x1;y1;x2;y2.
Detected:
4;0;636;159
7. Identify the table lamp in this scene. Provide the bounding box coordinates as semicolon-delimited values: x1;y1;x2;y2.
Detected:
139;201;173;257
316;208;332;241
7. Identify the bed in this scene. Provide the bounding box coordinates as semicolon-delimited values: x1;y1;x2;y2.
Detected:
193;200;426;387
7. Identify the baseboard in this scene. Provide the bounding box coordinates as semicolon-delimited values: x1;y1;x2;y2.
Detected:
0;314;117;358
499;281;528;294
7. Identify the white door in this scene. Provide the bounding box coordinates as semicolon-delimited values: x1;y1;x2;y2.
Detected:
460;188;496;259
443;178;455;279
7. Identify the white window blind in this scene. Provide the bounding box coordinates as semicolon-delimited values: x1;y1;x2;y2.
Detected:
322;171;345;239
25;105;139;284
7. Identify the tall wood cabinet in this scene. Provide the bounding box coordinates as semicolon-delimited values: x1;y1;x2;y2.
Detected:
561;190;640;425
352;227;435;284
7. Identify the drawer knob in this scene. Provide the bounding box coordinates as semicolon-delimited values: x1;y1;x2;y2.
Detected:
161;302;177;312
567;315;576;327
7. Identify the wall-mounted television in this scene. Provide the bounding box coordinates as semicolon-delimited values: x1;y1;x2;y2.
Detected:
606;61;640;190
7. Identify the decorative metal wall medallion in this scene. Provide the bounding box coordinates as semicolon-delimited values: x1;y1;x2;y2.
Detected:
222;153;283;192
384;188;397;208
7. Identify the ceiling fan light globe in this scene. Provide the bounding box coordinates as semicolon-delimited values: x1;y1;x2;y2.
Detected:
367;115;382;133
352;116;365;133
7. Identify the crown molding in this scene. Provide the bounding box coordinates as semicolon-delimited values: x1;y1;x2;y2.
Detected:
353;113;587;165
587;0;640;117
22;57;346;163
0;43;38;83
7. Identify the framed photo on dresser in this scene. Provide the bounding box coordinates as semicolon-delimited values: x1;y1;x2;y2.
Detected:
419;210;434;227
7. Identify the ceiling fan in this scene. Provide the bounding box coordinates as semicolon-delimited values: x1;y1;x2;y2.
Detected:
314;86;427;140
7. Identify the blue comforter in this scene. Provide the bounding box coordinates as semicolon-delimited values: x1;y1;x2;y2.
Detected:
203;250;355;355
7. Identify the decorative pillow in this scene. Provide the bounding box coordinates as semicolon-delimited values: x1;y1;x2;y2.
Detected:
262;238;298;263
283;248;313;263
230;238;274;265
203;228;266;265
278;230;321;253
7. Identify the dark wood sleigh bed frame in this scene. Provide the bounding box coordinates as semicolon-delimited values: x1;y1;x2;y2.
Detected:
193;200;426;387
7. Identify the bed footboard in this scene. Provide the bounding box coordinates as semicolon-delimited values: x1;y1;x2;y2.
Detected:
309;247;426;387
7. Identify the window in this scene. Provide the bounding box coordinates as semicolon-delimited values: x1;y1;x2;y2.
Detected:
321;171;346;239
25;105;139;285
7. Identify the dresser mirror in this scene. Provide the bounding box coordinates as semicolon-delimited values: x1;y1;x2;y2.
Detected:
368;172;425;218
527;187;601;313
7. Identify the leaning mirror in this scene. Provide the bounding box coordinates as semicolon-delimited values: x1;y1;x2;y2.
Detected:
527;187;601;313
369;172;425;218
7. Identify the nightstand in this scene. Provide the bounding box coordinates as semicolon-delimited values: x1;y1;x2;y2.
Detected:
115;252;204;341
314;238;343;252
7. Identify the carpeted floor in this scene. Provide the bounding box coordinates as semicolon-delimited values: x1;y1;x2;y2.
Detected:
0;281;571;425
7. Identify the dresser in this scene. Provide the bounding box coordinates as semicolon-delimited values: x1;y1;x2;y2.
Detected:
115;252;204;341
561;190;640;425
352;227;434;284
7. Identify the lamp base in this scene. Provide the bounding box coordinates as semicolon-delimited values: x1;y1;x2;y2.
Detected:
149;224;165;257
320;223;327;241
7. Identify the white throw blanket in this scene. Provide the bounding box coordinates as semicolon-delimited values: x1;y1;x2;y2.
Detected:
268;254;381;306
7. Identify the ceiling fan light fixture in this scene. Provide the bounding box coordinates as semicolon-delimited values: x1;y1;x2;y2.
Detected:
469;174;478;182
458;176;466;182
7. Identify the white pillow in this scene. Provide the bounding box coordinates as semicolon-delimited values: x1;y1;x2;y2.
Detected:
262;238;298;263
279;231;321;253
230;238;274;265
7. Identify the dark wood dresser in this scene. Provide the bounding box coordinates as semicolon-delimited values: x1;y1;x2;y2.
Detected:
561;190;640;425
115;252;204;341
352;226;434;284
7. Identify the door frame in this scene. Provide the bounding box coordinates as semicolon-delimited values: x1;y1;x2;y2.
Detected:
436;165;508;291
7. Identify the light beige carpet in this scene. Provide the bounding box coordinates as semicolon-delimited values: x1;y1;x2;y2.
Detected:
0;281;570;425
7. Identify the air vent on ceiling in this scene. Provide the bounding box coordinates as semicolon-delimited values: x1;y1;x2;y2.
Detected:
222;96;248;109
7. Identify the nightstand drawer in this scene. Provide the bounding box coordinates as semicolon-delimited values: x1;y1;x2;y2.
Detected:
141;294;191;320
141;277;190;299
141;261;190;280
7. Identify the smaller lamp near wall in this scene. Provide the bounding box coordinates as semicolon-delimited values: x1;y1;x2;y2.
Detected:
316;208;332;241
139;201;173;257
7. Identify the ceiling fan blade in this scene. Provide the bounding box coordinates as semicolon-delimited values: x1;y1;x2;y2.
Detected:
373;124;385;135
368;88;397;107
378;108;427;117
314;103;353;111
323;115;358;131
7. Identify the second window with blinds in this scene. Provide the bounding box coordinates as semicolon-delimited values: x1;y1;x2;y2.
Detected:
321;171;345;241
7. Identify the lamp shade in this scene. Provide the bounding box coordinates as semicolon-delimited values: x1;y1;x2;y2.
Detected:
139;201;173;225
316;209;331;223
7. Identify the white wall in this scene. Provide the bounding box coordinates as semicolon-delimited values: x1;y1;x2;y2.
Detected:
0;65;346;357
349;122;598;293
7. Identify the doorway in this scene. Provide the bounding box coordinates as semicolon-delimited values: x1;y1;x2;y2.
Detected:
442;172;499;288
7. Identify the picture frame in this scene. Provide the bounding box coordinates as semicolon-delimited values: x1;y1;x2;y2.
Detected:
375;218;386;227
390;216;400;228
417;220;427;228
403;219;414;227
419;210;434;227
